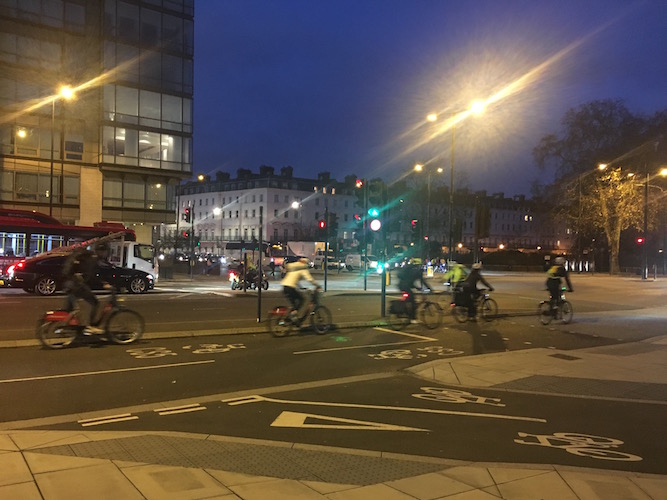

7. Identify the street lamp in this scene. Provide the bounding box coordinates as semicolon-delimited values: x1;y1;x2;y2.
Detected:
427;100;486;262
49;85;75;216
414;163;443;258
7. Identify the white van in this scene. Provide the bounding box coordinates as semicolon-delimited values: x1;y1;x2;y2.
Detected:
345;253;378;271
313;249;339;269
109;241;158;282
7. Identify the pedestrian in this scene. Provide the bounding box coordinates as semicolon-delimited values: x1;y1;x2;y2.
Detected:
269;259;276;277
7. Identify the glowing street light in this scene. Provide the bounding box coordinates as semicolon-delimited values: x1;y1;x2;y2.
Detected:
428;100;486;261
49;85;75;216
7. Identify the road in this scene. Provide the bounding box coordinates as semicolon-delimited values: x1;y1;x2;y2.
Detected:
0;272;665;475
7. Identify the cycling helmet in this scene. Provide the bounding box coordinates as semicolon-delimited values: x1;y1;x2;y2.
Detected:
472;262;482;270
555;256;565;265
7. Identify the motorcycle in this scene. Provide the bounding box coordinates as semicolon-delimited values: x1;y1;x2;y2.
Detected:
229;270;269;291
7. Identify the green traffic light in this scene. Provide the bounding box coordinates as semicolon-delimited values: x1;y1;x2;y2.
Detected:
368;207;379;217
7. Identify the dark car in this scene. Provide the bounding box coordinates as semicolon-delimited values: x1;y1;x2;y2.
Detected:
8;253;154;296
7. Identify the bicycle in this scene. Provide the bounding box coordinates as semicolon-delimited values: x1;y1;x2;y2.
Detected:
538;286;573;325
387;290;443;330
451;288;498;323
36;286;145;349
267;287;332;337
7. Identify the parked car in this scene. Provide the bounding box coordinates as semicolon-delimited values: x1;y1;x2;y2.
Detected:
8;253;154;296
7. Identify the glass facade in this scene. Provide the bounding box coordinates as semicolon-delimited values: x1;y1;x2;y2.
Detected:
0;0;193;229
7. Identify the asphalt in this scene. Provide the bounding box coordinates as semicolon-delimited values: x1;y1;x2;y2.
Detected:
1;273;665;499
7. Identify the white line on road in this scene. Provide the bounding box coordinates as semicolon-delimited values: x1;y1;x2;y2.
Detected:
0;359;215;384
78;413;139;427
154;403;207;415
222;394;547;423
294;339;434;355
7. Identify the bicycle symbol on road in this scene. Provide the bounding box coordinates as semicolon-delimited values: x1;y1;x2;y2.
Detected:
368;346;463;360
413;387;505;407
127;344;246;359
514;432;642;462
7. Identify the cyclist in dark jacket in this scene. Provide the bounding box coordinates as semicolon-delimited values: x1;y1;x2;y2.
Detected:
546;256;573;309
461;263;494;320
397;258;431;322
63;242;109;334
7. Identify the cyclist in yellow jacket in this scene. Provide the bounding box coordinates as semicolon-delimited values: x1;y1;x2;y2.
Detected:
444;261;468;304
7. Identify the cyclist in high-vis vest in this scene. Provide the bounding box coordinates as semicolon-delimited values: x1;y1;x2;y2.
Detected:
444;261;468;304
546;256;574;309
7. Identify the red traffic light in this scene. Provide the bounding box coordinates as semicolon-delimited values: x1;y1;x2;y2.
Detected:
318;220;326;229
411;219;418;227
636;237;644;244
355;179;363;188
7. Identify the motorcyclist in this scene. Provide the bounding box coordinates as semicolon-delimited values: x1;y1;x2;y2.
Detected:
397;258;431;323
460;262;494;320
546;256;573;310
63;241;109;334
281;257;320;322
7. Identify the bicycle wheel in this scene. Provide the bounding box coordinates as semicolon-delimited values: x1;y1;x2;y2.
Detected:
268;309;293;337
388;304;410;330
105;309;144;344
480;297;498;321
419;301;443;329
538;301;553;325
311;305;332;334
37;321;77;349
559;300;573;324
452;305;469;323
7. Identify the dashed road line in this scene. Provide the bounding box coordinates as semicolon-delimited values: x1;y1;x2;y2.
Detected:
78;413;139;427
154;403;207;416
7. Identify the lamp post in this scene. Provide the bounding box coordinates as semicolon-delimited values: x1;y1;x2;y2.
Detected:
642;167;667;280
49;85;74;216
414;164;442;260
427;100;485;262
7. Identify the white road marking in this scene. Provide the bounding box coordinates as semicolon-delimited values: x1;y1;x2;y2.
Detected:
0;359;215;384
294;339;434;355
155;403;207;415
78;413;138;427
271;411;428;431
373;327;436;340
222;395;547;423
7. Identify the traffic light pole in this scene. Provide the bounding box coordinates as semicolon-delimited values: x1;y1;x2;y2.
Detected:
190;204;194;278
324;207;329;292
257;206;263;322
363;182;368;291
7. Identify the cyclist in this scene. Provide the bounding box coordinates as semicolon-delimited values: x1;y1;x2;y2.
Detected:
281;257;320;322
397;258;431;323
546;256;573;311
443;260;468;304
460;262;494;320
63;241;109;334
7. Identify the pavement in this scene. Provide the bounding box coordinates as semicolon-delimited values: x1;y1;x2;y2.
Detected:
1;273;666;498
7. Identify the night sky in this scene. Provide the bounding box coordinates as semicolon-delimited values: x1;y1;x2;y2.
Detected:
193;0;667;197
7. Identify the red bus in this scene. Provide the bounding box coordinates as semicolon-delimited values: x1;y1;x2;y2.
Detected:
0;209;137;273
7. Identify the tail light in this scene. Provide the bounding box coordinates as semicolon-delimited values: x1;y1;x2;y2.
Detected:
228;271;236;281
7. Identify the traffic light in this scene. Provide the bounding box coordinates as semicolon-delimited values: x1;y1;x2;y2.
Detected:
355;179;364;188
410;219;420;243
318;220;326;229
636;237;644;244
182;207;191;223
182;230;190;238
